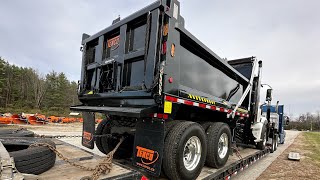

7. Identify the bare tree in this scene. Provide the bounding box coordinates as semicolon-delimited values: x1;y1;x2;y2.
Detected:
31;70;47;109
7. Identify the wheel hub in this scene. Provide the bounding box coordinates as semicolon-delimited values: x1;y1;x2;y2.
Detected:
218;133;228;159
183;136;201;171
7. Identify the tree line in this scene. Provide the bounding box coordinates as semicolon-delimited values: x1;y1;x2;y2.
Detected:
0;57;80;116
286;112;320;131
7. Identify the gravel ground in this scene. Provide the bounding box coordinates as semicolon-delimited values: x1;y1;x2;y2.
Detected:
233;130;301;180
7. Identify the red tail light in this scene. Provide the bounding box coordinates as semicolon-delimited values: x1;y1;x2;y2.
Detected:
141;176;149;180
162;41;167;54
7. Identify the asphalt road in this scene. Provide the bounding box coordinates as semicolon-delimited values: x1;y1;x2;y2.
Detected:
233;130;301;180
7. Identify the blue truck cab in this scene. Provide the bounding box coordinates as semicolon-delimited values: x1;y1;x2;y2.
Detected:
262;105;288;144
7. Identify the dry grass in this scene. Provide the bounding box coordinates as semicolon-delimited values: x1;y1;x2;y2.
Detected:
258;132;320;180
304;132;320;165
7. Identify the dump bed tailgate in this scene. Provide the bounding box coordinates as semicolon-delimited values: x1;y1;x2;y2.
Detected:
79;0;165;108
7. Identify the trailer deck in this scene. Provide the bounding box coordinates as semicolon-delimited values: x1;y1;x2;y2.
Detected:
37;138;269;180
39;139;140;180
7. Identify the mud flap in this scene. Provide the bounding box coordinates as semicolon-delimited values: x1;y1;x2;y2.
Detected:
82;112;95;149
133;119;164;177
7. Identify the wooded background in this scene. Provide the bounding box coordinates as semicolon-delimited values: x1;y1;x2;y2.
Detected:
0;57;79;116
285;112;320;131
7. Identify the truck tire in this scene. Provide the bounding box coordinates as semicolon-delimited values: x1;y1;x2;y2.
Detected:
160;120;182;177
205;122;231;168
256;126;267;150
200;121;214;132
164;120;181;138
1;137;56;175
95;119;109;154
100;121;133;159
163;121;207;180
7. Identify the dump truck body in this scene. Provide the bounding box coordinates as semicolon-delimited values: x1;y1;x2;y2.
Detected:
76;0;248;112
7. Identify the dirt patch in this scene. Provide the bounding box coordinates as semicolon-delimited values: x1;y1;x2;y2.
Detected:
258;133;320;180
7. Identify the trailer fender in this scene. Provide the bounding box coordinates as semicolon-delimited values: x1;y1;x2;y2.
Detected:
133;119;165;177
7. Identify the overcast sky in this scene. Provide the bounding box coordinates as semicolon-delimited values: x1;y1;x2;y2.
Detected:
0;0;319;116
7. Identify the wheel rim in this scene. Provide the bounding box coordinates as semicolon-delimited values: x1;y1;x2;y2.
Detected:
183;136;202;171
218;133;229;159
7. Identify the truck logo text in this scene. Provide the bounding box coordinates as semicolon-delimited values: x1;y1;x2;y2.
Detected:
107;35;120;50
83;131;93;142
136;146;159;165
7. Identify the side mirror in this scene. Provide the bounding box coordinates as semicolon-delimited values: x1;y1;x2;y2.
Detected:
266;89;272;101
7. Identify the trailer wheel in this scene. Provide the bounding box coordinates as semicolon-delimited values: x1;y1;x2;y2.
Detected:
163;122;207;180
205;122;231;168
95;119;109;154
256;126;267;150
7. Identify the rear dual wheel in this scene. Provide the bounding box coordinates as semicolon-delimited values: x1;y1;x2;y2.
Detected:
162;121;232;179
163;122;207;180
205;122;231;168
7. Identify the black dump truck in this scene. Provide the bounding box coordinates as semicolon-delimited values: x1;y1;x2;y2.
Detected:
71;0;278;179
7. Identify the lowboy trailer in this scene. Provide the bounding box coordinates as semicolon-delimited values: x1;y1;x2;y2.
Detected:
18;138;271;180
71;0;279;179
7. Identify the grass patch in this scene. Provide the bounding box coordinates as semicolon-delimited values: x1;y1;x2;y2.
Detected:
304;132;320;163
